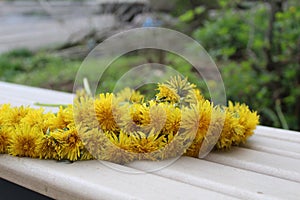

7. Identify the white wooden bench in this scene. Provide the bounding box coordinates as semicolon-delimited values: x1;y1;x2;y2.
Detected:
0;81;299;200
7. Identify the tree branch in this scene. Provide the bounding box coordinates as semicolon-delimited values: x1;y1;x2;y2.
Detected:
265;0;284;71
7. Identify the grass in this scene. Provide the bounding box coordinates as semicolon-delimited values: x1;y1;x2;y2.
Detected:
0;49;80;92
0;49;204;97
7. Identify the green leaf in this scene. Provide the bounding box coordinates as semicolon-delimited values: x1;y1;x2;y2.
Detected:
219;0;228;8
195;6;205;15
179;10;195;22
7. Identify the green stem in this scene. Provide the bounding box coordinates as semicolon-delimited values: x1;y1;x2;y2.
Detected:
275;99;289;130
34;102;68;108
83;77;92;96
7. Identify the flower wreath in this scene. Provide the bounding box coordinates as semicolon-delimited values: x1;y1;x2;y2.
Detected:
0;76;259;164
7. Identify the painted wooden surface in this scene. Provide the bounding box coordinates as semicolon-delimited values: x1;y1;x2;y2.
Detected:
0;81;299;200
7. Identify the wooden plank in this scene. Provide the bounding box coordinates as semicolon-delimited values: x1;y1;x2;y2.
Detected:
205;147;300;183
0;81;73;112
0;155;237;200
1;82;300;199
0;81;73;105
242;135;300;160
127;157;300;200
255;126;300;143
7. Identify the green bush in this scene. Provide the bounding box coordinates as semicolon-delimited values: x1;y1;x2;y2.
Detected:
190;2;300;130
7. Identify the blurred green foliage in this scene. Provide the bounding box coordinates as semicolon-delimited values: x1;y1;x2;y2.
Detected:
0;49;144;93
178;0;300;130
0;49;80;91
0;49;201;100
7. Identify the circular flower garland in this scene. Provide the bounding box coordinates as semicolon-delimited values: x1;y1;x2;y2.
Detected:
0;76;259;164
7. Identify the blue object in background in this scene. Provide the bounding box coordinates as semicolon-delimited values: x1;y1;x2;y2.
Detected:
142;17;162;27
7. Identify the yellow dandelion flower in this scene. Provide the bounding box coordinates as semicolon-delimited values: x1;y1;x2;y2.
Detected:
20;108;44;127
9;125;43;158
73;96;99;129
121;103;150;133
0;126;13;153
94;93;126;132
199;107;226;154
38;132;62;160
106;131;133;151
181;100;213;157
181;101;212;135
101;131;137;164
162;104;181;135
75;89;90;100
0;104;11;125
184;88;205;105
63;105;75;125
20;108;54;133
77;126;111;160
118;106;138;133
130;130;166;154
226;101;259;145
116;87;144;103
55;127;83;161
215;110;242;150
105;129;167;161
164;75;196;98
145;103;167;132
102;146;136;164
80;148;94;160
156;84;180;103
154;128;195;160
3;106;31;127
48;105;74;130
214;101;259;150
